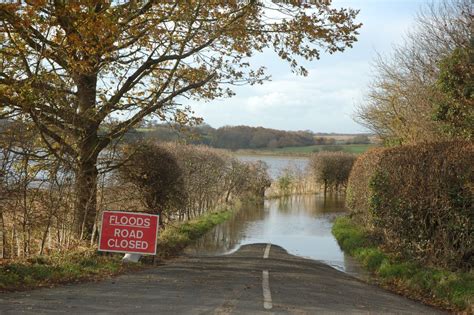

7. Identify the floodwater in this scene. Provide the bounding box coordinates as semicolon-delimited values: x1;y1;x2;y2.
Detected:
236;155;309;180
185;194;365;277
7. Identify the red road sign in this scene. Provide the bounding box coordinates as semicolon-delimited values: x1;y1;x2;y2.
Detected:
98;211;159;255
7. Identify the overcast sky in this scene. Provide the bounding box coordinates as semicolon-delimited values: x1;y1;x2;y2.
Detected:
188;0;435;134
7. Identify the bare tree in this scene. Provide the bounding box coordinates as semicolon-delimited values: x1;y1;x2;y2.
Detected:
357;0;472;144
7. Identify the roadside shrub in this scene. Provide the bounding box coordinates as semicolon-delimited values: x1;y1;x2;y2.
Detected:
347;141;473;270
266;165;316;198
277;172;293;196
114;142;271;225
240;160;271;199
118;143;186;224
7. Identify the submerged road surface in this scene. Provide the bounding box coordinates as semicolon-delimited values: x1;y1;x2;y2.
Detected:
0;244;445;314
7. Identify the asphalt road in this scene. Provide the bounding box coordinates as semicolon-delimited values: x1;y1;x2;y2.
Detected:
0;244;446;314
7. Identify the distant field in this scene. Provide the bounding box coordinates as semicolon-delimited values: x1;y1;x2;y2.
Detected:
314;134;380;143
237;144;376;156
277;144;375;154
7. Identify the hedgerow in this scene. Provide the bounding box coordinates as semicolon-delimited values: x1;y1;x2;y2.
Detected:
347;141;473;270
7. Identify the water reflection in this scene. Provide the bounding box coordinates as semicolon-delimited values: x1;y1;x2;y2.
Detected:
185;194;365;276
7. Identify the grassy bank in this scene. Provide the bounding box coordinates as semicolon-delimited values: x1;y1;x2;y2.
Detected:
236;144;376;156
155;209;232;259
332;216;473;312
0;209;234;292
0;248;135;291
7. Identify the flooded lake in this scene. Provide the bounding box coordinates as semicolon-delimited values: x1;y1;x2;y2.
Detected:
185;194;364;277
236;155;309;180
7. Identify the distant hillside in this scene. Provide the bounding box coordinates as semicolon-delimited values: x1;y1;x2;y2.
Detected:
128;124;374;150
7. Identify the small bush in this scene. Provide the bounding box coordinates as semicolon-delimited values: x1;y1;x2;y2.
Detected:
310;151;356;193
118;143;186;221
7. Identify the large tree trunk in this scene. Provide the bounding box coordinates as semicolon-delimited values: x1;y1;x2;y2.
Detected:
74;74;100;240
0;208;6;258
74;152;99;240
74;122;100;240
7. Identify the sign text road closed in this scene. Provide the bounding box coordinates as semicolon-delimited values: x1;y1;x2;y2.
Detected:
99;211;159;255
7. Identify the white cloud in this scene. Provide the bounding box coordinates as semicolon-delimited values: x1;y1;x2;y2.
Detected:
189;1;428;133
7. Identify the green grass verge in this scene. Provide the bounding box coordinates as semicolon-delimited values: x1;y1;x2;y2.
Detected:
0;249;134;291
332;216;474;312
0;209;233;291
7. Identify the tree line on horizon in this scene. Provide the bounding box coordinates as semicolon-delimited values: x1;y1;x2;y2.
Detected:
124;123;371;150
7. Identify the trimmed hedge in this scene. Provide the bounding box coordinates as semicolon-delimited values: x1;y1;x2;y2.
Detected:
346;148;385;229
347;141;473;270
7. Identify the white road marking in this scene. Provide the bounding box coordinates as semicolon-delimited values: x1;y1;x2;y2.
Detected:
263;244;271;259
262;270;272;310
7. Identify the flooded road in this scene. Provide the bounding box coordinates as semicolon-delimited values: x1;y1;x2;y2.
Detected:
185;194;365;277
